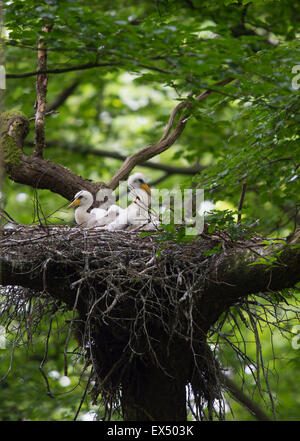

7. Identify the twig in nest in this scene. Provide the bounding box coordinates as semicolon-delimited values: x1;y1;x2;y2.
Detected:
237;182;247;224
0;208;19;225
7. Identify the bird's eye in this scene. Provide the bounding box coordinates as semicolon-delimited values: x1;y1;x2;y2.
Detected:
137;178;144;184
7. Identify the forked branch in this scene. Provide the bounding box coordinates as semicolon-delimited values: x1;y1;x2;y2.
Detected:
1;77;234;200
108;77;235;189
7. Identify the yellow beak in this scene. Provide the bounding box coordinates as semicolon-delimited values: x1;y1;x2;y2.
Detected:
141;183;151;195
67;198;81;209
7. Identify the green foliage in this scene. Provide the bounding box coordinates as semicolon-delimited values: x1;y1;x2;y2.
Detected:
0;111;28;165
214;297;300;421
0;311;96;421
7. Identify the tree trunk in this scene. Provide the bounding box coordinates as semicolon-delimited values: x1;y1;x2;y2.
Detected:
121;362;187;421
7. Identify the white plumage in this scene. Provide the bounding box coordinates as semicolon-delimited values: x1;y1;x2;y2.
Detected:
68;189;116;228
68;173;160;231
67;190;96;227
93;204;123;227
107;172;156;231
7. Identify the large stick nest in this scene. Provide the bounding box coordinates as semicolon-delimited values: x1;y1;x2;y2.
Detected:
1;224;297;419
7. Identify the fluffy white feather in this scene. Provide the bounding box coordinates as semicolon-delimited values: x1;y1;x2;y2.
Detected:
107;173;156;231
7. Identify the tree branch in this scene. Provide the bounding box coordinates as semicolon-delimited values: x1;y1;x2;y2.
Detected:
6;61;170;79
46;79;80;112
108;77;235;189
0;111;106;200
34;24;53;158
25;140;205;176
202;229;300;330
221;374;272;421
6;61;122;79
1;79;234;200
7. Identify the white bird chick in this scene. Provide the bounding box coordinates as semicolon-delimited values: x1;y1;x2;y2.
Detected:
95;188;116;211
128;172;151;206
88;205;109;227
67;190;96;227
88;187;119;227
107;172;152;231
198;200;215;217
94;204;123;227
127;173;160;231
87;207;108;228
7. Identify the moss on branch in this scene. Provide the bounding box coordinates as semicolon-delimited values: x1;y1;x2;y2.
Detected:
0;110;29;166
0;110;106;200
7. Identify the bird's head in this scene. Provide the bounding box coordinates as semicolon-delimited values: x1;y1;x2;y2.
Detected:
128;172;151;195
67;190;93;209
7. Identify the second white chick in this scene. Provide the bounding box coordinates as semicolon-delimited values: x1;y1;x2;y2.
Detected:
106;172;151;231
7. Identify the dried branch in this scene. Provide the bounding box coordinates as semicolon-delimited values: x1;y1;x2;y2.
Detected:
39;309;56;398
34;24;53;158
108;77;235;189
222;374;272;421
6;61;122;79
1;74;234;202
47;79;80;112
25;140;205;176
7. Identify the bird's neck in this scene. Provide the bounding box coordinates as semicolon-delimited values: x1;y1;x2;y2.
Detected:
75;203;92;226
132;188;150;207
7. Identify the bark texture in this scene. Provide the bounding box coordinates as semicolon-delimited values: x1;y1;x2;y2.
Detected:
0;111;107;200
